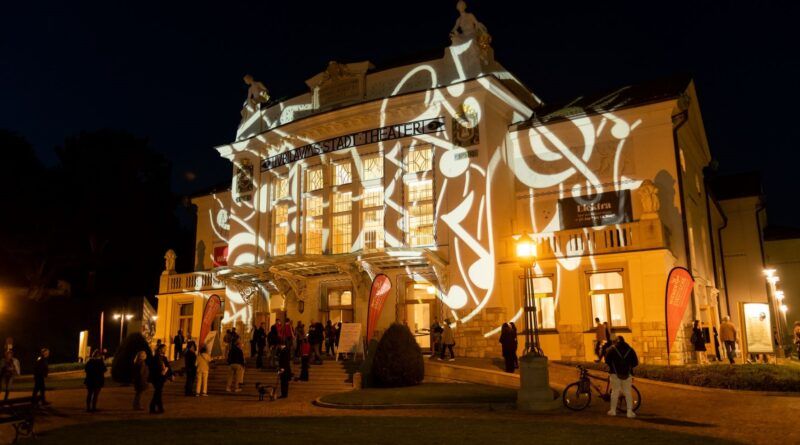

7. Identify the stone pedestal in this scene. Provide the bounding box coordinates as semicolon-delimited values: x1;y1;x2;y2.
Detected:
516;355;560;411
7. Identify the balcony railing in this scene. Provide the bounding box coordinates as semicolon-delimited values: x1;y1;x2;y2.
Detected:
505;219;668;261
159;271;225;294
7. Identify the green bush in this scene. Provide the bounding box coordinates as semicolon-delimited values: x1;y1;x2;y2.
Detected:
111;333;152;384
556;360;800;392
371;323;424;388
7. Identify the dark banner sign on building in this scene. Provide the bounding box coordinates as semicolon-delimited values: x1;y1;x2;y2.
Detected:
261;117;445;170
559;190;632;230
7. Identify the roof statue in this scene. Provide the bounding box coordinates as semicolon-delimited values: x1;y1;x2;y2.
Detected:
449;0;493;65
163;249;176;275
241;74;270;120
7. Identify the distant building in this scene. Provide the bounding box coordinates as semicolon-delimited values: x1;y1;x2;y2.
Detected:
154;6;779;365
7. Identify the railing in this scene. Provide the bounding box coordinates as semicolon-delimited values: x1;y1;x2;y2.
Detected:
506;219;667;261
159;271;225;294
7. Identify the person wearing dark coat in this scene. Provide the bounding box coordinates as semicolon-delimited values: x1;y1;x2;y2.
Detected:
691;320;708;365
132;351;149;410
324;320;335;357
509;322;519;369
83;350;107;412
173;330;185;361
32;348;50;406
604;336;639;418
149;344;172;414
183;343;197;396
278;345;292;398
499;323;516;373
254;323;267;369
267;325;280;368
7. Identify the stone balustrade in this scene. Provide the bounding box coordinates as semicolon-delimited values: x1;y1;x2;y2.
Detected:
158;271;224;294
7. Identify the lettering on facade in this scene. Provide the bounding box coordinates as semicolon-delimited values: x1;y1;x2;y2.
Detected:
261;117;446;171
559;190;632;230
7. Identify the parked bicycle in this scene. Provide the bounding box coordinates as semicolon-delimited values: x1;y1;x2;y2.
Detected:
562;365;641;412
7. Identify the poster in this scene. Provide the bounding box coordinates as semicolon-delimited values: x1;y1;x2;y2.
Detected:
336;323;363;360
559;190;632;230
366;274;392;343
742;303;774;354
665;267;694;354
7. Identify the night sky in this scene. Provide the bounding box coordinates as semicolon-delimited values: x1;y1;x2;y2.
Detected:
3;1;798;224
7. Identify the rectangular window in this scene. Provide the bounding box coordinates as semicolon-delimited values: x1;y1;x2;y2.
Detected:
273;203;288;256
521;275;556;330
362;156;384;180
588;270;627;328
275;177;289;200
332;191;352;254
406;179;434;247
305;195;324;255
362;186;384;250
306;167;323;191
405;146;433;173
327;289;353;308
177;303;194;337
333;162;352;186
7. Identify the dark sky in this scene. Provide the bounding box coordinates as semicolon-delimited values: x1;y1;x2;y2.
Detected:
3;1;798;224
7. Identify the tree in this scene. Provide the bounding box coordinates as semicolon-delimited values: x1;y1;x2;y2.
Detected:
112;333;152;384
371;323;425;387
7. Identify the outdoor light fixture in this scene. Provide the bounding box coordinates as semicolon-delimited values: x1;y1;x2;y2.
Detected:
515;233;542;357
781;305;788;313
776;290;785;301
113;312;134;345
763;268;777;278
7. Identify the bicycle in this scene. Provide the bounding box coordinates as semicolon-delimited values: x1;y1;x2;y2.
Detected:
562;365;641;413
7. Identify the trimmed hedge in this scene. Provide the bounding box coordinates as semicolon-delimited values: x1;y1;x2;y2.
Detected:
371;323;424;388
111;333;153;383
556;360;800;392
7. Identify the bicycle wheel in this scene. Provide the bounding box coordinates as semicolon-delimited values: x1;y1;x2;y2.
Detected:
562;382;592;411
616;384;642;413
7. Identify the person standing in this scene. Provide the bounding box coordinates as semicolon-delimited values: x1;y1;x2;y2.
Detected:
499;323;516;373
149;344;172;414
440;319;456;361
335;322;342;349
430;317;443;358
184;343;197;396
692;320;708;365
254;323;267;369
293;320;304;359
196;346;211;397
324;320;334;357
83;350;106;412
278;345;292;398
298;339;311;381
1;350;20;400
173;329;185;361
32;348;50;406
226;340;245;392
593;318;605;362
185;335;196;354
720;316;738;364
604;336;639;418
132;351;149;410
509;322;519;369
267;324;280;368
222;329;232;360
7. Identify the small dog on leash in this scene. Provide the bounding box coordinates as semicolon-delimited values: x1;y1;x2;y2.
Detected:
255;382;276;401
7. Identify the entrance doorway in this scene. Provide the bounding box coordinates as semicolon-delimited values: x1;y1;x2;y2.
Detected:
324;287;354;325
404;281;438;353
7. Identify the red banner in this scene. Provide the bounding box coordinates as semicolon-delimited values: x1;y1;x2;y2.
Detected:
665;267;694;356
366;274;392;343
199;294;222;348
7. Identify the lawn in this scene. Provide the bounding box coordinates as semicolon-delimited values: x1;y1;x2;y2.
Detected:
319;382;517;406
23;417;737;445
556;361;800;392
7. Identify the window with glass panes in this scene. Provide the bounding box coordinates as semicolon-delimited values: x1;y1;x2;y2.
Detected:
362;186;384;249
361;155;383;181
588;270;627;328
304;195;324;254
332;191;352;254
306;167;323;191
272;177;290;256
405;146;433;173
519;275;557;330
333;161;352;186
406;179;434;246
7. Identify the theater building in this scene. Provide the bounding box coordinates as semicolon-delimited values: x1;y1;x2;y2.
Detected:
155;4;730;364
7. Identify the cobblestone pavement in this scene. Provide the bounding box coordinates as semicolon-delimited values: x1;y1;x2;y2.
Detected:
2;358;797;445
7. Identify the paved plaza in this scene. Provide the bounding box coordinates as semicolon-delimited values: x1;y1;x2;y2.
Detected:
1;359;797;444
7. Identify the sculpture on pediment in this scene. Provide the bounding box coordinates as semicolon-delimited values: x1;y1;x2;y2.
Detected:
241;74;270;119
163;249;176;275
639;179;660;218
449;0;493;64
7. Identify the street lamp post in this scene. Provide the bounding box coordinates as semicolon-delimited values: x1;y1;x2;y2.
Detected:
514;233;557;411
763;269;785;357
113;313;134;346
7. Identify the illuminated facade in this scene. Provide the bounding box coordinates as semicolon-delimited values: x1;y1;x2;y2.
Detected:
156;6;732;365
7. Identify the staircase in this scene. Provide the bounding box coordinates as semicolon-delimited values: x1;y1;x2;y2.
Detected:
167;356;355;400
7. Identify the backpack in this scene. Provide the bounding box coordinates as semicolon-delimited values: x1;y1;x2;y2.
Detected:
610;346;634;380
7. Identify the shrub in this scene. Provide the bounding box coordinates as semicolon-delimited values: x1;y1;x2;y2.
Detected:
112;333;152;384
556;360;800;392
371;323;424;388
